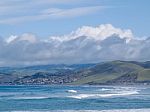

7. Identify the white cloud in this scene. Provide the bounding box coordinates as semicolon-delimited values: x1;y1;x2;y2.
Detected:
0;24;149;66
49;24;133;43
0;0;105;24
41;6;103;17
6;33;37;43
5;35;17;43
74;24;133;42
0;6;103;24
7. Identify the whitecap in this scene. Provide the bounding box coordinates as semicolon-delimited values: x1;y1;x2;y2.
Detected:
12;96;49;100
101;88;113;91
67;90;77;93
68;89;139;99
68;94;94;99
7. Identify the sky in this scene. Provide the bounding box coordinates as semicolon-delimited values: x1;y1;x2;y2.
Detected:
0;0;150;66
0;0;150;38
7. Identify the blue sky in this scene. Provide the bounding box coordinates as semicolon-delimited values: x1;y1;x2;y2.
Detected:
0;0;150;66
0;0;149;38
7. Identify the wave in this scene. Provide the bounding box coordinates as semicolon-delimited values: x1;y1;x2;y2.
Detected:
68;89;139;99
68;94;94;99
0;87;140;100
11;96;50;100
67;90;77;93
6;109;150;112
101;88;112;91
101;86;139;92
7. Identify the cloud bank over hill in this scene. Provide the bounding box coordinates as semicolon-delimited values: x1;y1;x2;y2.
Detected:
0;24;149;66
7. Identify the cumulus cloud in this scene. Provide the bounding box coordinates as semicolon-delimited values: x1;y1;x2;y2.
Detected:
50;24;133;42
0;24;149;66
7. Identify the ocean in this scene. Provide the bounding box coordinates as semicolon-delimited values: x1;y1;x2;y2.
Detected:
0;85;150;112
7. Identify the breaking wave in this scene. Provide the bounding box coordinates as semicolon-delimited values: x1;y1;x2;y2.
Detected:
11;96;50;100
69;87;140;99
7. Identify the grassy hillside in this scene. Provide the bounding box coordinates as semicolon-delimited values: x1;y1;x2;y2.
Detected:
0;60;150;85
71;73;121;85
137;69;150;81
70;61;150;85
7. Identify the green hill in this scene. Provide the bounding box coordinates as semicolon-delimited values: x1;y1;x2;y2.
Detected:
0;61;150;85
137;69;150;81
70;61;150;85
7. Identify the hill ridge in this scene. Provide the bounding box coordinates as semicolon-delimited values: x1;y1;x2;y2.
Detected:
0;60;150;85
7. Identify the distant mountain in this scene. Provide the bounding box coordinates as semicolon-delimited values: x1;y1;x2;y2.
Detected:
0;61;150;85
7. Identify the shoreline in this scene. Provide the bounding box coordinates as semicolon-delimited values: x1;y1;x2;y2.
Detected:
0;84;150;87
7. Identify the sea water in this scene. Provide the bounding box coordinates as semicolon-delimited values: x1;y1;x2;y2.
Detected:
0;85;150;112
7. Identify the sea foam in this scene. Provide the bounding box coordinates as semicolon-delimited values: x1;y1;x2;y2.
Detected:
67;90;77;93
68;87;139;99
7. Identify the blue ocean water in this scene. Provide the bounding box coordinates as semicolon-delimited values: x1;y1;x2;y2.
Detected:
0;85;150;112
